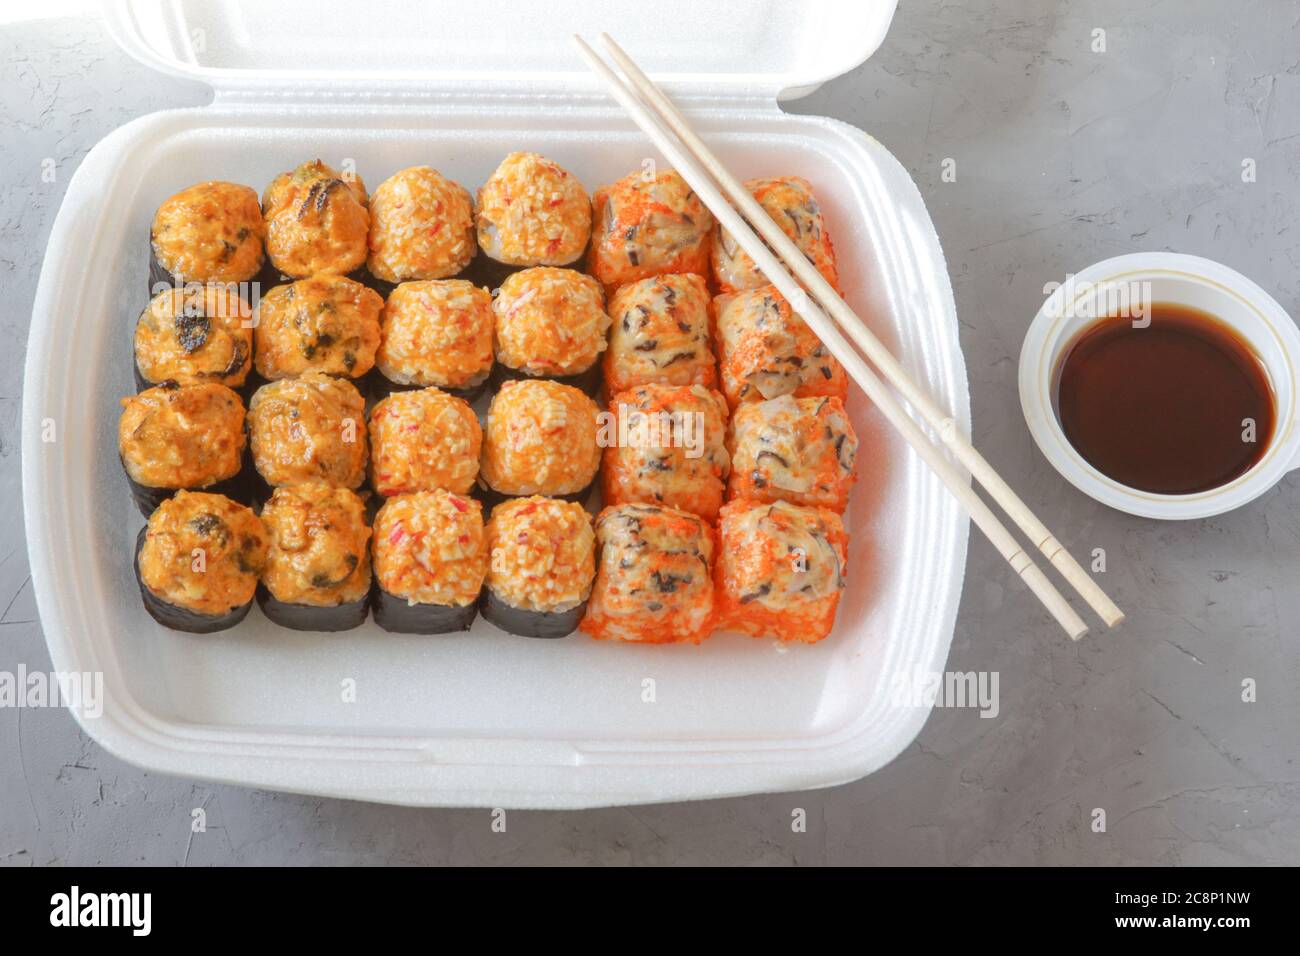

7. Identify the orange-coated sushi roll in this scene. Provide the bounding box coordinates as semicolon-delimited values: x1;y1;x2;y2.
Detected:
375;279;495;398
711;176;839;294
603;273;716;395
134;284;254;392
261;160;370;279
479;379;602;500
491;267;610;392
367;166;476;283
247;373;368;491
475;152;591;268
149;181;265;288
589;169;713;292
369;387;481;497
253;275;383;381
713;499;848;644
727;395;858;511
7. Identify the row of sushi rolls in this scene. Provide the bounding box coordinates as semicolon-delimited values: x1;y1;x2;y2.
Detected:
125;153;859;644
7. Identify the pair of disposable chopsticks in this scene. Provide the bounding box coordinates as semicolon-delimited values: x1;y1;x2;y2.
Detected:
573;33;1124;640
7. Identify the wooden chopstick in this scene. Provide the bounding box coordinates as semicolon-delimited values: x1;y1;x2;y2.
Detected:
590;33;1124;631
572;35;1092;640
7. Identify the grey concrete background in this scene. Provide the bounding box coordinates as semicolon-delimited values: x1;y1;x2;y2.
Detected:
2;0;1297;865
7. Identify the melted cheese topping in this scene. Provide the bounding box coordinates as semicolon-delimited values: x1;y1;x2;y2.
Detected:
601;384;730;523
604;273;716;394
261;160;369;278
581;503;714;644
492;267;610;376
138;491;267;615
369;387;481;496
715;285;848;408
377;280;494;388
119;383;246;489
253;275;382;380
728;395;858;511
480;380;601;496
485;496;594;613
711;176;840;294
248;373;368;488
589;169;714;292
372;490;486;607
134;285;253;388
713;499;848;644
151;181;265;284
367;166;475;283
476;152;591;266
260;483;372;606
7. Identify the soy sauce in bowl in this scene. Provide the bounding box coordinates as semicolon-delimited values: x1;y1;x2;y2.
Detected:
1055;303;1276;495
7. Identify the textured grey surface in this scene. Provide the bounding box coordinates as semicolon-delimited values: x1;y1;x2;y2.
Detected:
2;1;1298;866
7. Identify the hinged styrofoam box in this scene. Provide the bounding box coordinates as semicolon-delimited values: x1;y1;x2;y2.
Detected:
21;0;969;808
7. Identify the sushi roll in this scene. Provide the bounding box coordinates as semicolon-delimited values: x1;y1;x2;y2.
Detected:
253;275;383;381
247;373;368;494
482;496;595;639
713;498;848;644
367;166;476;284
580;503;715;645
727;395;859;511
134;284;254;392
261;159;370;279
589;168;713;293
603;272;716;395
715;285;847;409
369;387;482;497
119;383;249;518
490;267;610;394
134;491;267;634
479;379;602;503
475;151;591;271
374;280;494;399
711;176;840;294
149;181;264;291
371;489;487;634
257;483;373;632
603;384;730;523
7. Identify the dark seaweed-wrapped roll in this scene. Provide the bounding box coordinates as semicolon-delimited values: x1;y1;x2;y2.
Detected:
256;483;372;631
479;379;601;504
119;383;249;518
148;181;264;292
481;496;595;639
490;267;610;395
247;373;368;495
134;491;267;634
373;280;493;400
475;152;591;273
710;176;839;295
370;489;486;634
369;387;481;498
134;285;254;393
367;166;476;284
261;159;370;279
253;275;382;382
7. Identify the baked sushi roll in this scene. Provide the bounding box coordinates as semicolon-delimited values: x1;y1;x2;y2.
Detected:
711;176;839;294
367;166;476;284
727;395;859;512
581;503;715;644
134;285;254;392
261;159;370;279
479;379;602;503
257;483;373;632
713;499;848;644
482;496;595;639
589;169;713;293
149;181;264;291
374;280;494;399
475;152;591;271
369;387;481;497
119;383;249;517
134;491;267;634
715;285;847;409
490;267;610;394
603;384;730;523
371;489;487;634
247;373;368;494
253;275;383;381
603;272;716;395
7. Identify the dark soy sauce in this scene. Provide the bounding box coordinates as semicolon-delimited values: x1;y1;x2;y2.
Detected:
1055;303;1275;495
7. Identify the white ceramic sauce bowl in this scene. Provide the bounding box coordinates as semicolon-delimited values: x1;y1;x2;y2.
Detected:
1019;252;1300;520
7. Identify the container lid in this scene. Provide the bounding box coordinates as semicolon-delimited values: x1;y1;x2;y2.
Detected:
103;0;898;99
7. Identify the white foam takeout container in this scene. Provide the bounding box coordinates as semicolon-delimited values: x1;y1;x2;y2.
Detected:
22;0;970;808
